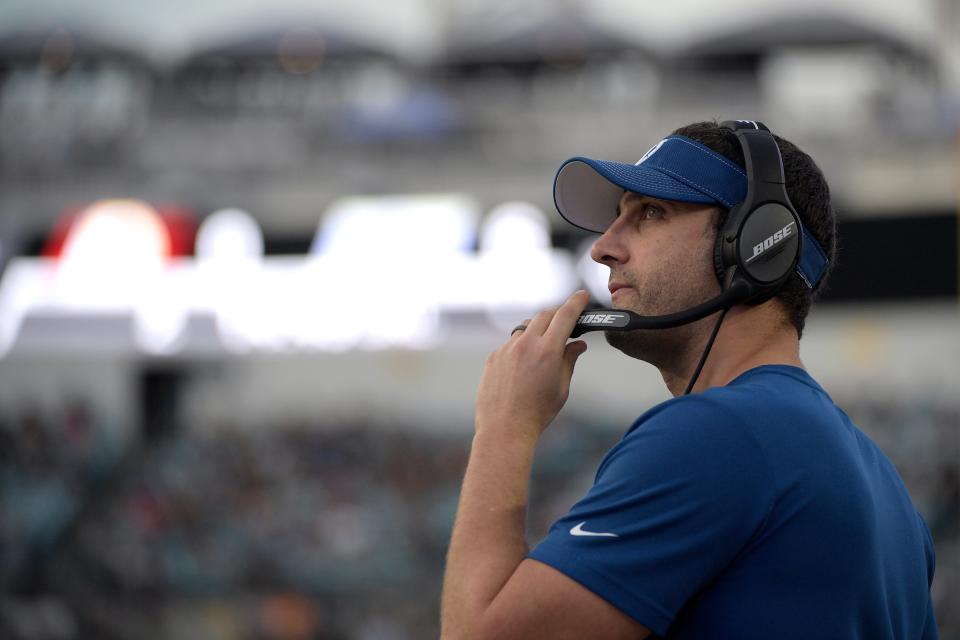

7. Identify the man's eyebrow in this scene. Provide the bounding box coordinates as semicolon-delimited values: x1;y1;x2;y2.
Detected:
616;193;671;217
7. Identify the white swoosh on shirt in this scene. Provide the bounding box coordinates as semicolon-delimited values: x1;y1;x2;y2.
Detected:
569;521;619;538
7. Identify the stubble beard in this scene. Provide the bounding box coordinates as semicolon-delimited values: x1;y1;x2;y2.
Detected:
604;248;721;371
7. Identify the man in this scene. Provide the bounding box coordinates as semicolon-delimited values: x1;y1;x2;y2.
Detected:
441;121;938;639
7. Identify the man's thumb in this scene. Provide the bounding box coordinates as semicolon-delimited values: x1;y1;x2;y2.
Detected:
564;340;588;373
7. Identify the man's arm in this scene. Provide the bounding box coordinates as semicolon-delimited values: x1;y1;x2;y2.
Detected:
440;291;650;640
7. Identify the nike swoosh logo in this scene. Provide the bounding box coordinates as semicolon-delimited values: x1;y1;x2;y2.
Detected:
569;521;619;538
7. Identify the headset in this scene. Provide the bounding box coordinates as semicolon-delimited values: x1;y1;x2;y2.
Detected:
569;120;823;393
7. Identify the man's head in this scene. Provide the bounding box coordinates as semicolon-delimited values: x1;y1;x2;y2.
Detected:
670;121;837;338
553;120;836;366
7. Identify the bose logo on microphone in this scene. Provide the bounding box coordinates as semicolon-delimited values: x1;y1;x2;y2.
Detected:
745;222;795;264
578;313;625;325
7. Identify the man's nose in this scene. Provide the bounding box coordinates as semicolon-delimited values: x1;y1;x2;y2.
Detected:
590;218;629;266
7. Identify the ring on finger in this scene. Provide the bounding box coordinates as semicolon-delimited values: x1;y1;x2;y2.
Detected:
511;324;527;336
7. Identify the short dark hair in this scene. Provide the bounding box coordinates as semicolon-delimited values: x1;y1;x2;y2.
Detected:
671;121;837;338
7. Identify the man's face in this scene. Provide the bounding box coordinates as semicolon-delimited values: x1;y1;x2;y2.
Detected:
590;191;721;365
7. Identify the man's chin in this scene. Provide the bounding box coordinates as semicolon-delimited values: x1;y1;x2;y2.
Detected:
604;328;643;359
604;322;691;367
603;302;655;359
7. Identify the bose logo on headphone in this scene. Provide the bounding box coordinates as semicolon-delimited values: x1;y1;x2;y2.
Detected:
577;313;627;325
745;222;795;264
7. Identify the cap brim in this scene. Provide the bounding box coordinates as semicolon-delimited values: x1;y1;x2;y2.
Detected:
553;157;719;233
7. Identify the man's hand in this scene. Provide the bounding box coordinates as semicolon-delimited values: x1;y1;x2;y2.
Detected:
444;289;647;639
474;290;590;442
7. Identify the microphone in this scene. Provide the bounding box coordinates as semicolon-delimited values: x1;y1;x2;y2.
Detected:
570;280;752;338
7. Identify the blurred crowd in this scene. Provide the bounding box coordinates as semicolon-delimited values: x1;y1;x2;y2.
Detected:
0;394;957;639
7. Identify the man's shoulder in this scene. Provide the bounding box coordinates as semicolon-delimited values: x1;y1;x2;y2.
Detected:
616;365;830;474
609;389;772;480
589;379;779;535
632;365;826;431
624;378;760;438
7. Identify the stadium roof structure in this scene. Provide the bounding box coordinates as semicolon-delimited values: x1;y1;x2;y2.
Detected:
442;3;654;70
0;0;442;68
676;14;934;64
178;23;394;71
0;26;152;69
0;0;940;69
586;0;936;58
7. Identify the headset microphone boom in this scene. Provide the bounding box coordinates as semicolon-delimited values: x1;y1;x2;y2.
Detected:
569;280;752;339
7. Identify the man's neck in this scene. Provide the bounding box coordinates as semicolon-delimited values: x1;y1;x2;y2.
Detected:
661;303;803;397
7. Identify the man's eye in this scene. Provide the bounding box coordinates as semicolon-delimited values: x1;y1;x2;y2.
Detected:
643;205;664;220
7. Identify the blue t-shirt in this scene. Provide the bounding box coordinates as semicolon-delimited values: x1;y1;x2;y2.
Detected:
529;365;937;639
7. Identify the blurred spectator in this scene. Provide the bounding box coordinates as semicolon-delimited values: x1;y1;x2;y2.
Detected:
0;395;956;639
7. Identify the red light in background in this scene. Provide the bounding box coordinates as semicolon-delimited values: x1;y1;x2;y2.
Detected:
42;201;197;260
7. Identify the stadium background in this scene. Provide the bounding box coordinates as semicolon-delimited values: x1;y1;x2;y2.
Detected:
0;0;957;638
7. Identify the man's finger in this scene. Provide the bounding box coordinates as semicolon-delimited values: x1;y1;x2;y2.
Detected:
545;290;590;342
509;318;533;338
525;307;556;336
